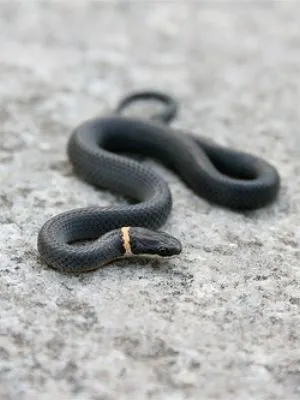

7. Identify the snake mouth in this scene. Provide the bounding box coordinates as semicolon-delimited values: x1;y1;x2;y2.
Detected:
130;227;182;258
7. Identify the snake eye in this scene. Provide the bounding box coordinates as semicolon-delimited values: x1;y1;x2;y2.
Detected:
130;227;182;258
158;242;182;257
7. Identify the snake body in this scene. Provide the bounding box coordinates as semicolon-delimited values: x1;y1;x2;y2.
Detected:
37;92;280;272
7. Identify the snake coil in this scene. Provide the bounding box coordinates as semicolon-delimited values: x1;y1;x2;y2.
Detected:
38;91;280;272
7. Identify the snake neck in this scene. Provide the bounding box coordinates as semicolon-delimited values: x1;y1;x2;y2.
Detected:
99;226;182;266
120;227;133;256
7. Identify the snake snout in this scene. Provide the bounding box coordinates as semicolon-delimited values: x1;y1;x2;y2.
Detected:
130;227;182;258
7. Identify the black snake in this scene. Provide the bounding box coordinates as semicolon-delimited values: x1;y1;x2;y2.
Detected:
37;91;280;272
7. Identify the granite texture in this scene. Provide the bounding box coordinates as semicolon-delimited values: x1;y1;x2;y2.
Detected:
0;1;299;399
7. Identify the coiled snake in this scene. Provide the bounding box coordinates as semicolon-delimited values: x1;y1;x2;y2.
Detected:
37;91;280;272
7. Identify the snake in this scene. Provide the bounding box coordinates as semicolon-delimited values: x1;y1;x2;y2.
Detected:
37;91;280;273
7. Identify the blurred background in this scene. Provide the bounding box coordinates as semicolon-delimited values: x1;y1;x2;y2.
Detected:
0;2;299;400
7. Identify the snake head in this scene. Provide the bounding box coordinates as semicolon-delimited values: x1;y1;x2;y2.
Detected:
128;227;182;258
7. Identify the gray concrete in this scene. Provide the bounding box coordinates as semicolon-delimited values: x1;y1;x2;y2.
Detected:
0;1;299;399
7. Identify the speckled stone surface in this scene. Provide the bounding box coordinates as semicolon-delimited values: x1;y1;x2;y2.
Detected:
0;2;299;399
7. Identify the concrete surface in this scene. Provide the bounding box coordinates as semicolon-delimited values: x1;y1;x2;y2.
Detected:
0;1;299;399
